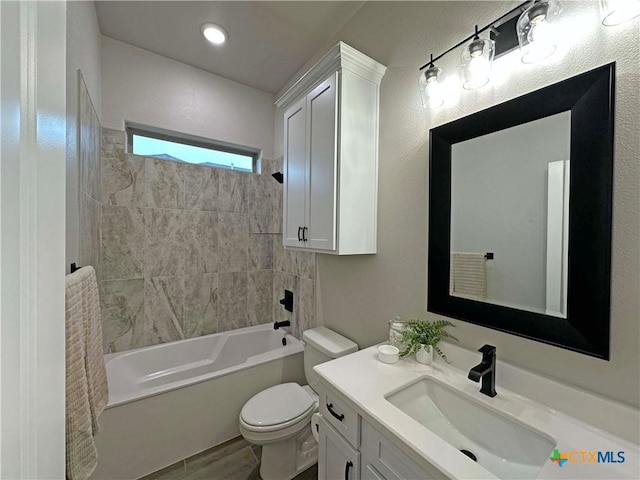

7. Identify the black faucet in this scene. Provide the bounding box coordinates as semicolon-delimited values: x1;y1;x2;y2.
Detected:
274;320;291;330
468;344;497;397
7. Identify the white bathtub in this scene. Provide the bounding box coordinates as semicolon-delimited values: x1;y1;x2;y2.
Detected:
92;323;305;480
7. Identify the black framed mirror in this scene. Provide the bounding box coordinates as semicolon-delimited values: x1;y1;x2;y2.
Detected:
428;63;615;359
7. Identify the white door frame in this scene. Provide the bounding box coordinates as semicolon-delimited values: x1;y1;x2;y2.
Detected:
1;1;66;478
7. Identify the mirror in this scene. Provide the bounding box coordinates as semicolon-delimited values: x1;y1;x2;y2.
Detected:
450;111;571;318
428;63;615;359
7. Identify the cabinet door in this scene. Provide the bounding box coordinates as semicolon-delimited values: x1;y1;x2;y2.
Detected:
318;416;360;480
283;97;307;247
306;73;338;251
361;421;439;480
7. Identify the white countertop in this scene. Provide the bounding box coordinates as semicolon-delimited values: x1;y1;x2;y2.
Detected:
314;345;640;479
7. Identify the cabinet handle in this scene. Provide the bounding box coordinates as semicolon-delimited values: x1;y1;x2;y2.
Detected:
302;226;308;242
326;402;344;422
297;226;302;241
345;460;353;480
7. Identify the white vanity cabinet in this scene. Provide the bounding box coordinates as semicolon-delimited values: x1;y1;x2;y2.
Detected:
317;382;436;480
276;42;386;254
318;416;360;480
360;421;439;480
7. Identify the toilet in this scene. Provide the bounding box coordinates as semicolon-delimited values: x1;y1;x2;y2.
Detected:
239;327;357;480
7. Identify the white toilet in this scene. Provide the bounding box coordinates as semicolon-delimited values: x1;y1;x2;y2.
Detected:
239;327;357;480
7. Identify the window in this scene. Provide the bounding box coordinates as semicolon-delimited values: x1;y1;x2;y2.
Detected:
126;124;258;173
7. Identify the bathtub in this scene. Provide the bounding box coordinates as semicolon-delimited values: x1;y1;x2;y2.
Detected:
91;323;305;480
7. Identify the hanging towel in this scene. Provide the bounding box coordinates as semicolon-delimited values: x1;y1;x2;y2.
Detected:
65;266;109;480
450;252;486;301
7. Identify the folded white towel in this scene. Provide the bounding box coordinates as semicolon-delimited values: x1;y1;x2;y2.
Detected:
65;266;108;480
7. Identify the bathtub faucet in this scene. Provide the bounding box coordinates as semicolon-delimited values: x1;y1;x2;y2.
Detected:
273;320;291;330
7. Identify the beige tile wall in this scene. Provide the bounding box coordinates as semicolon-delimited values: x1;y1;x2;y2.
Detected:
97;128;315;352
78;73;102;277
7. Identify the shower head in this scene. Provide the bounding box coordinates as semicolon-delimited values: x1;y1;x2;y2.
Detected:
272;172;284;184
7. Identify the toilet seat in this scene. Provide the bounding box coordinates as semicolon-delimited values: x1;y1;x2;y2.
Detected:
240;383;315;433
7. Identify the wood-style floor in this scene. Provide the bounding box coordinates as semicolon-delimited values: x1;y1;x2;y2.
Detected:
141;436;318;480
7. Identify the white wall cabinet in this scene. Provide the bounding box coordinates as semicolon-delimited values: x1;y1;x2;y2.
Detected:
277;42;386;255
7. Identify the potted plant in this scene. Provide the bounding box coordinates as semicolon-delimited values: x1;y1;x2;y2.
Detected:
400;320;458;364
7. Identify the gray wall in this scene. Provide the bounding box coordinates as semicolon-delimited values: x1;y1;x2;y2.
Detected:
101;37;276;160
66;0;102;272
277;1;640;409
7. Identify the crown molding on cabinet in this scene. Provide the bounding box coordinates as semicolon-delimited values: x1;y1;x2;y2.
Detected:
275;41;386;111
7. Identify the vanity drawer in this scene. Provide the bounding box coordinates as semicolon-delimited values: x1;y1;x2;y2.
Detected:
361;420;439;480
361;461;388;480
320;389;360;448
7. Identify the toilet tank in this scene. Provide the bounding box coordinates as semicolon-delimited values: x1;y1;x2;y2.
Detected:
302;327;358;392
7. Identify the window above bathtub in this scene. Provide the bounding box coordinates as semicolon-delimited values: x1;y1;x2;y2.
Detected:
126;123;259;173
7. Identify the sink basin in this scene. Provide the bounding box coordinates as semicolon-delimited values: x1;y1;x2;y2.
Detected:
386;376;556;479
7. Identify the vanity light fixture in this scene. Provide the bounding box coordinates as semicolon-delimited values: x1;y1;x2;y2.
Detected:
417;0;570;109
201;23;227;45
419;55;444;108
418;1;530;108
600;0;640;25
517;0;560;63
460;26;495;90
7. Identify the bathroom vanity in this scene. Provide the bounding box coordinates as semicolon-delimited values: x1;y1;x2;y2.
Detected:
314;345;639;480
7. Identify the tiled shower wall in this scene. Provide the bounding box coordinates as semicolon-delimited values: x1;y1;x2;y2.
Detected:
98;128;316;352
78;73;102;276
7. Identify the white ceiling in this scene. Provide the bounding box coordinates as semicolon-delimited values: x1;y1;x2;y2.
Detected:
95;1;366;94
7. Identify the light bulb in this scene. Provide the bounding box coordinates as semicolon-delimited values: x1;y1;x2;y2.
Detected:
425;80;444;108
464;55;490;89
202;23;227;45
461;37;494;90
524;20;556;63
517;1;560;64
525;20;556;63
419;66;444;109
469;55;490;75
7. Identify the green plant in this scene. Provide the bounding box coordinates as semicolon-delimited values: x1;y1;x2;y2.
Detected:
400;320;458;363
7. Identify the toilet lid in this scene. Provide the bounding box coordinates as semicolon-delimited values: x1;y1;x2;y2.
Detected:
240;383;314;427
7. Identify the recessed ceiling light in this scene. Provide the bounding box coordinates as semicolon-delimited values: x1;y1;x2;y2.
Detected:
201;23;227;45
